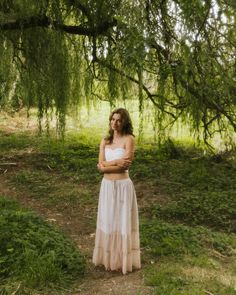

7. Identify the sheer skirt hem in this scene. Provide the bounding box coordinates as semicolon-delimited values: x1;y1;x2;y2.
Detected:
92;229;141;274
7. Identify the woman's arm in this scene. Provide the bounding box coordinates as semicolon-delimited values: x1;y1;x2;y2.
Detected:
97;135;135;173
97;164;127;173
102;158;131;167
102;136;134;168
98;138;106;164
124;135;135;161
98;139;119;167
97;139;126;173
102;159;117;167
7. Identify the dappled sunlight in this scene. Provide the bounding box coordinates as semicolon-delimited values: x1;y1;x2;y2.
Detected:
182;265;236;290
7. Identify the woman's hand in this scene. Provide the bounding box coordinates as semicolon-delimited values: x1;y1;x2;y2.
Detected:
97;163;105;172
116;157;132;169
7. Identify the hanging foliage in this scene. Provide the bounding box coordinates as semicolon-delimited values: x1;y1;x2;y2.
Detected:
0;0;235;145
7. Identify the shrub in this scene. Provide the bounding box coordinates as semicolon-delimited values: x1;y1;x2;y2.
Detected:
0;197;86;290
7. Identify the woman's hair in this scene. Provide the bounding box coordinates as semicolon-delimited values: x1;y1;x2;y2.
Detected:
105;108;134;144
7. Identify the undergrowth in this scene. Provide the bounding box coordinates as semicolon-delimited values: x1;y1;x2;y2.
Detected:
140;219;236;259
140;219;236;294
144;262;236;295
1;131;236;294
133;141;236;232
0;197;86;294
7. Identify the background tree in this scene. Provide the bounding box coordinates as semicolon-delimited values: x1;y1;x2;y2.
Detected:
0;0;235;145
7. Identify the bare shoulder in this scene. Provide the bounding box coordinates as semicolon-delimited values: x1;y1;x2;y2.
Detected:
125;134;135;146
100;137;106;148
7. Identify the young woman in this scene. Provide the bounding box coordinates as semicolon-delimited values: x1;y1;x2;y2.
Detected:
92;108;141;275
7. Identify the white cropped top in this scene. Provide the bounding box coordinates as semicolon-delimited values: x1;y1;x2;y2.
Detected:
105;147;126;161
105;147;128;172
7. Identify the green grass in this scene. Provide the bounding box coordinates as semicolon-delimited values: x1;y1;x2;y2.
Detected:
149;189;236;231
135;141;236;294
10;169;98;211
0;131;39;151
11;170;55;197
144;262;236;295
0;197;86;293
140;219;236;259
4;133;100;182
1;129;236;294
141;219;236;294
133;142;236;232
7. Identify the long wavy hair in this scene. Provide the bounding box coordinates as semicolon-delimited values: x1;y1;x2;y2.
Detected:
105;108;134;144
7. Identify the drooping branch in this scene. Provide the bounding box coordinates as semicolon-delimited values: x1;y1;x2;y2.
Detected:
176;70;236;133
1;0;235;146
66;0;92;20
195;0;211;40
0;14;117;36
95;58;178;119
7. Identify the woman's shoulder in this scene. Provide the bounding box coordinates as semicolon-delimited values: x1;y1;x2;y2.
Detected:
125;134;135;140
100;137;110;147
100;137;106;147
124;134;135;145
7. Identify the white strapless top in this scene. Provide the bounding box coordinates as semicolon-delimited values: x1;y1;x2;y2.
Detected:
105;147;128;172
105;147;126;162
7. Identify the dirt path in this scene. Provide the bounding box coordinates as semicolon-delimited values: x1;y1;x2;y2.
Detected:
0;169;155;295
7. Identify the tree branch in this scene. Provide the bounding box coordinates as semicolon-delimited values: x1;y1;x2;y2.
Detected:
0;14;117;36
66;0;92;20
195;0;211;40
95;58;177;119
175;69;236;133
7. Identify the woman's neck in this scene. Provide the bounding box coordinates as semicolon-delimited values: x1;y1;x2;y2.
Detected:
112;131;123;144
113;131;122;138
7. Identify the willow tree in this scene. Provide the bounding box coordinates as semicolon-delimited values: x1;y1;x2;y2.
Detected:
0;0;236;145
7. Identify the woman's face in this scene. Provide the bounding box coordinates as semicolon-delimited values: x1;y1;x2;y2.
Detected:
110;113;123;132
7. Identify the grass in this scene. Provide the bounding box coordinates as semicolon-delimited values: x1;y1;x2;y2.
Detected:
132;141;236;232
0;129;236;294
11;170;55;197
10;169;98;212
144;262;236;295
0;131;39;151
140;219;236;259
0;197;86;294
141;219;236;294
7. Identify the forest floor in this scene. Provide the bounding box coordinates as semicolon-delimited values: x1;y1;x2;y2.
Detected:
0;157;156;295
0;172;154;295
1;111;236;295
0;111;156;294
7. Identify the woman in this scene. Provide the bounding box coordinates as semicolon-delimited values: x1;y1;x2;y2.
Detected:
92;108;141;275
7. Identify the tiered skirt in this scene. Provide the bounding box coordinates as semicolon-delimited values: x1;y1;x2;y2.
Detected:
92;178;141;274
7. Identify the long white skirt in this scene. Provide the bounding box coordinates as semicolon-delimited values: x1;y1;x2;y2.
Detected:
92;177;141;274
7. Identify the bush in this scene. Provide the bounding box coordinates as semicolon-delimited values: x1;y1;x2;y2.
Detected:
0;197;86;290
140;219;236;258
